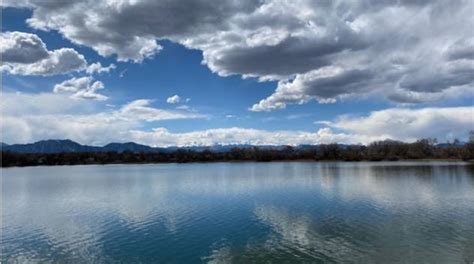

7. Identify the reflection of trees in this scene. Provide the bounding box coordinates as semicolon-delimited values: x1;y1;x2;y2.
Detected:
3;162;474;263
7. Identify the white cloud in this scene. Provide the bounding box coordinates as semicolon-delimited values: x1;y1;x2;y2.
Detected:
250;66;370;111
166;95;181;104
119;99;205;122
1;92;207;145
0;31;87;76
387;85;474;104
119;69;128;78
1;93;472;146
129;127;379;147
176;105;191;110
129;106;473;147
86;62;116;75
0;31;49;63
6;0;473;108
53;76;108;101
321;107;474;142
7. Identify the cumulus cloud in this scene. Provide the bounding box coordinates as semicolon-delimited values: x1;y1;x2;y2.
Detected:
86;62;116;75
166;95;181;104
250;66;372;111
1;92;355;146
320;107;474;142
1;92;208;145
0;31;87;75
445;37;474;61
0;31;49;63
53;76;108;101
5;0;473;108
2;91;472;146
387;85;473;104
128;127;369;147
130;105;474;146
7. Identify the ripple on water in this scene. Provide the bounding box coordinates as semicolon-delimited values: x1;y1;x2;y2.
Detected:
1;162;474;263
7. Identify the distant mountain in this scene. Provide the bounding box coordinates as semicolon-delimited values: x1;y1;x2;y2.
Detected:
1;140;163;154
102;142;155;153
1;139;304;154
2;139;97;153
2;139;469;155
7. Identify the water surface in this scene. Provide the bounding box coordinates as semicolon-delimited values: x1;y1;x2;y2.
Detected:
1;161;474;263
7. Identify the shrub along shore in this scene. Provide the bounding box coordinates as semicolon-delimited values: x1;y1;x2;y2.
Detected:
2;139;474;167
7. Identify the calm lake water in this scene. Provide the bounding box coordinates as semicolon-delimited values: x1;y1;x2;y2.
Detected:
1;161;474;263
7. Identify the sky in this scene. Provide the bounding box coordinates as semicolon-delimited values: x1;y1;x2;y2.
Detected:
1;0;473;147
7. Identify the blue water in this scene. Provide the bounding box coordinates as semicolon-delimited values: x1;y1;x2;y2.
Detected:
1;161;474;263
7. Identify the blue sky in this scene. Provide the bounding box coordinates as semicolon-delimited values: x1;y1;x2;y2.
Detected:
1;1;472;146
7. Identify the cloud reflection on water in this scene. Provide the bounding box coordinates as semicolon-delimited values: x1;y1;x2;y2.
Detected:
2;162;474;263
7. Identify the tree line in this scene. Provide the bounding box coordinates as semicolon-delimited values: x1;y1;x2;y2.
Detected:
2;138;474;167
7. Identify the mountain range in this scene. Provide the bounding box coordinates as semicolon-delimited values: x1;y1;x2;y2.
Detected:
1;139;465;154
0;139;289;154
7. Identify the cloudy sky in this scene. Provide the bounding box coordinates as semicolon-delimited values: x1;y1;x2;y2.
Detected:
1;0;473;146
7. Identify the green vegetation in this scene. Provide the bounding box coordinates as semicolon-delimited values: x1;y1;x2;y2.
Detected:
2;138;474;167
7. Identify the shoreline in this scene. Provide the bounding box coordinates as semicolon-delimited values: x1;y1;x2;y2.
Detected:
3;140;473;168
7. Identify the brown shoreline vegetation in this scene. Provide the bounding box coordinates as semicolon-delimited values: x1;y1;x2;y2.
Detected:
2;138;474;167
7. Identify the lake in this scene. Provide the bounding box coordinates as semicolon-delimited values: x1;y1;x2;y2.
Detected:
1;161;474;263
